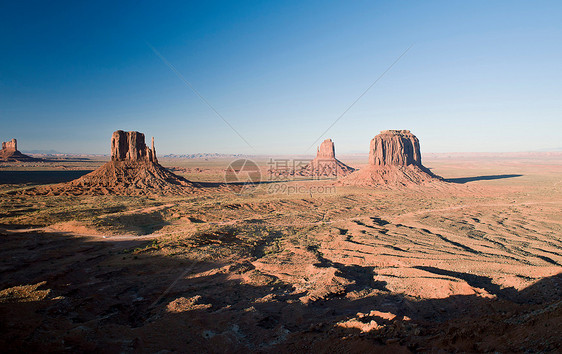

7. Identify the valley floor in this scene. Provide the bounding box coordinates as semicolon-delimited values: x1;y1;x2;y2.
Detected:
1;155;561;352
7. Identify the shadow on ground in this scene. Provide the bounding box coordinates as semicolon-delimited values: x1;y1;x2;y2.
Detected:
0;170;93;185
446;174;523;184
0;229;560;353
195;178;328;188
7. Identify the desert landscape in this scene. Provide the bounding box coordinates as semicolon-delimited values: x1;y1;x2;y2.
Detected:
2;2;561;353
1;130;560;353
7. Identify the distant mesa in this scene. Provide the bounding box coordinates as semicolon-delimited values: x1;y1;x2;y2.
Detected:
297;139;355;177
21;149;61;155
341;130;442;187
30;130;198;196
0;138;39;161
163;153;248;159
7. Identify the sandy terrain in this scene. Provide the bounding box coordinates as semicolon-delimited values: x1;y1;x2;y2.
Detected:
0;153;561;352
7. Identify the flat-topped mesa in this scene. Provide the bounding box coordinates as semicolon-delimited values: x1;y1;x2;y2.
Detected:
111;130;157;163
339;129;442;187
317;139;336;159
369;130;422;166
1;138;17;151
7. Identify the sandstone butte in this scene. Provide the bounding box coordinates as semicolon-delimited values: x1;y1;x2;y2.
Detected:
111;130;158;163
296;139;355;178
0;138;37;161
340;130;442;187
29;130;197;196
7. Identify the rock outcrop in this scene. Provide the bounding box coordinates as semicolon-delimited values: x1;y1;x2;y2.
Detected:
30;131;197;196
2;138;17;151
369;130;422;166
0;138;37;161
296;139;355;178
341;130;441;187
111;130;157;163
317;139;336;159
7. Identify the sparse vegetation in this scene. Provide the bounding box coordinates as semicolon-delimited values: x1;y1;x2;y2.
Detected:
1;155;561;352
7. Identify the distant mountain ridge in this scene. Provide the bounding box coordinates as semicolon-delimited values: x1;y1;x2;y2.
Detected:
22;149;63;155
163;153;250;159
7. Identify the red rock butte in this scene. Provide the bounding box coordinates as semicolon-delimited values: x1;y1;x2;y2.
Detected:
2;138;17;151
296;139;355;177
317;138;336;159
0;138;37;161
341;130;442;187
111;130;157;163
29;130;197;196
369;130;422;166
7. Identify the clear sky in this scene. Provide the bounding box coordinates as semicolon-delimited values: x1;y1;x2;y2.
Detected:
1;1;561;155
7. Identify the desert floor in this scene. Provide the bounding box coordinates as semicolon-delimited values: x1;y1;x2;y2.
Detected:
0;154;561;352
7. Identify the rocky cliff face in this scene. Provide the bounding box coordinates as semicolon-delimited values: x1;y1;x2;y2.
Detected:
294;139;355;178
2;139;17;151
111;130;157;163
317;139;336;159
29;130;197;196
341;130;441;187
369;130;421;166
0;138;36;161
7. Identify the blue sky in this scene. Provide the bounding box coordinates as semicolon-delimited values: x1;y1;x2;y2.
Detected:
1;1;561;154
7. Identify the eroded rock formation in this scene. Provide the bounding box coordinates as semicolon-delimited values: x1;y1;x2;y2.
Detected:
2;138;17;151
369;130;422;166
317;139;336;159
296;139;355;178
341;130;441;187
111;130;157;163
29;130;197;196
0;138;36;161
